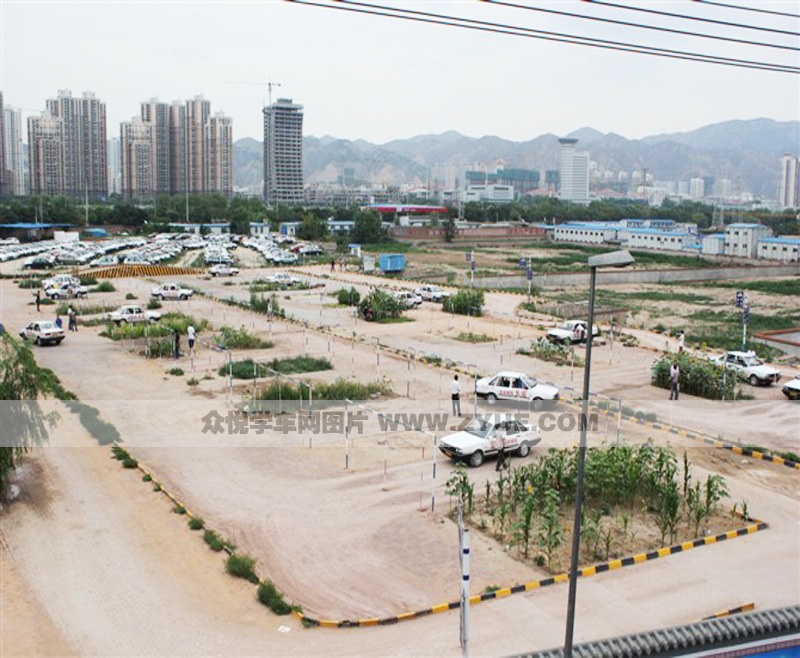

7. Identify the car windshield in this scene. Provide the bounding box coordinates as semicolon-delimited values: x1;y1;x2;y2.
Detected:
39;322;57;330
464;418;492;439
742;355;762;367
558;322;573;330
522;376;538;388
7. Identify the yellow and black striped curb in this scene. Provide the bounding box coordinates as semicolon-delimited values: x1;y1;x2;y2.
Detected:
562;397;800;472
82;265;206;279
701;602;755;621
294;520;768;628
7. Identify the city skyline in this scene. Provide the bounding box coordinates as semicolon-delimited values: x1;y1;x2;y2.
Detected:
1;1;797;146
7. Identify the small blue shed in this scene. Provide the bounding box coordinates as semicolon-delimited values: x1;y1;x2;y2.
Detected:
378;253;406;273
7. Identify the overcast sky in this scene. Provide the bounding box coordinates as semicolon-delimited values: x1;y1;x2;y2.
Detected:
2;0;798;144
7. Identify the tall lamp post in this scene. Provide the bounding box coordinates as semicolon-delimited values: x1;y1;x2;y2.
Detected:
564;250;634;658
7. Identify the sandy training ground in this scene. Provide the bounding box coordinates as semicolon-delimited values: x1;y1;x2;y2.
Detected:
1;258;798;657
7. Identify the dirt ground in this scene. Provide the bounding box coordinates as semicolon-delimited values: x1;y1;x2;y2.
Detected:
1;253;798;657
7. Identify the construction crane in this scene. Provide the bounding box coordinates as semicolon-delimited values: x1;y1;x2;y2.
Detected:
227;80;282;107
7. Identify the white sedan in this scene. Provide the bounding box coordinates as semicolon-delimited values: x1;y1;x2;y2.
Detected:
266;272;300;286
439;414;541;467
208;263;240;277
19;320;65;346
709;351;781;386
476;371;560;405
782;376;800;400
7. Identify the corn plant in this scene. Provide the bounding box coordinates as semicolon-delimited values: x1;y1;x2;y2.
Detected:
445;464;474;516
537;487;563;571
512;494;536;558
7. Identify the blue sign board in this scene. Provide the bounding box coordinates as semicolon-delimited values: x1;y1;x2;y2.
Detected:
735;291;744;308
527;267;533;281
743;305;750;323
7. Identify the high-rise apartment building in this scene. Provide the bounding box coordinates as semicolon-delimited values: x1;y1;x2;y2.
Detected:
206;112;233;195
120;118;154;199
778;154;799;210
263;98;304;204
689;177;705;199
0;91;5;197
3;105;26;195
107;137;121;196
186;95;210;194
169;101;187;195
28;112;65;196
558;138;589;204
141;99;172;196
43;89;107;198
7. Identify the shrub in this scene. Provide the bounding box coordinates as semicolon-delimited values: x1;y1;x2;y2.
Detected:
18;278;42;289
94;281;116;293
226;553;257;580
173;504;186;515
358;289;402;322
651;353;735;400
455;332;493;343
188;516;204;530
125;293;137;300
266;355;333;374
204;530;235;553
187;377;199;386
518;338;583;367
142;474;152;482
159;312;208;334
147;299;163;310
257;580;292;615
256;377;389;402
444;288;484;316
217;325;273;350
79;276;98;286
250;292;285;317
122;457;138;469
168;367;184;376
337;287;361;306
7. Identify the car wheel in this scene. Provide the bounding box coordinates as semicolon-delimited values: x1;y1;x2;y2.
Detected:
180;294;187;300
56;338;64;345
748;374;758;386
530;397;543;411
157;295;164;301
35;337;42;346
486;393;497;405
517;442;531;458
468;451;484;468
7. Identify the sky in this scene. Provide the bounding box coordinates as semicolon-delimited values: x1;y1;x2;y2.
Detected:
1;0;798;145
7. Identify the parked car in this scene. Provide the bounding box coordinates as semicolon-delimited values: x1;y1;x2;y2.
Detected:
413;284;451;302
208;263;240;277
266;271;300;286
43;274;81;291
106;305;161;325
151;282;193;301
546;320;599;345
438;413;541;467
782;375;800;400
19;320;65;346
476;371;560;405
89;254;119;267
45;282;89;300
709;351;781;386
393;290;423;309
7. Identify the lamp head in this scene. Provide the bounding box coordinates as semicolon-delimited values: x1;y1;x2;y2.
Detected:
587;250;635;269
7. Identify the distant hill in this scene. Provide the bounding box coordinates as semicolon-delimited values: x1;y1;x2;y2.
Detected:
234;119;799;198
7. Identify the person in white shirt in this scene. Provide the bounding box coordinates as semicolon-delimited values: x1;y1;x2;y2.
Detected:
678;330;685;353
187;325;196;352
450;374;461;417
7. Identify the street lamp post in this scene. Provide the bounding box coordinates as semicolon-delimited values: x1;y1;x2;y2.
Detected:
564;250;634;658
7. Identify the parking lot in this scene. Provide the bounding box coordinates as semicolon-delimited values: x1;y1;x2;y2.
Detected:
1;247;799;656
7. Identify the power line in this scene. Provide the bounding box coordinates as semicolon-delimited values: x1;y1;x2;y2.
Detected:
692;0;800;21
285;0;799;74
583;0;800;37
483;0;799;52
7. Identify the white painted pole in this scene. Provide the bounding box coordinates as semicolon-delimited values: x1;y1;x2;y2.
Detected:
460;528;470;658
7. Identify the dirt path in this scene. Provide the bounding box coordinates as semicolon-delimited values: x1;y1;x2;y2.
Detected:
1;264;798;656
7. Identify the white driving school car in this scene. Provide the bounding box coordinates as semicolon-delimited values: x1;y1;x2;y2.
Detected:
475;371;560;405
438;413;541;467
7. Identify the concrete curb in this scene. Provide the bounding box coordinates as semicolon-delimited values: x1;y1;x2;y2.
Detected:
294;520;768;629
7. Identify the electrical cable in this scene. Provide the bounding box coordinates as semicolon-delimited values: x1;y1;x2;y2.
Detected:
692;0;800;21
482;0;799;51
285;0;799;74
582;0;800;37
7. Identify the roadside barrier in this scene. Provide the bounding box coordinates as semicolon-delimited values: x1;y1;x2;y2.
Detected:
701;602;755;621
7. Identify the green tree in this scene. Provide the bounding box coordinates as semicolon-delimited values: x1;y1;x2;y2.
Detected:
351;209;385;244
0;336;54;489
297;213;329;241
443;216;456;243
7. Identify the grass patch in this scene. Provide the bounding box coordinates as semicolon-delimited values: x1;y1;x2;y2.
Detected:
187;377;199;386
265;355;333;375
518;338;584;367
147;298;163;310
93;281;116;293
257;580;293;615
256;377;390;401
454;331;494;343
700;279;800;297
18;278;42;289
172;504;186;515
167;367;184;376
142;473;152;482
55;302;109;316
125;292;137;300
217;325;273;350
226;553;257;582
188;516;205;530
203;530;235;553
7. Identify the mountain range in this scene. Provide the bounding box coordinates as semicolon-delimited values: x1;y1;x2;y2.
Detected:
233;119;799;199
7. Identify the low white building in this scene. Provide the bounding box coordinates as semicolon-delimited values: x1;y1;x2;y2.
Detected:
553;222;618;245
701;233;726;255
724;223;773;258
757;236;800;262
623;228;696;251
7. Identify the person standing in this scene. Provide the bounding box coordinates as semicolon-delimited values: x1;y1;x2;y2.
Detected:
187;325;196;353
495;422;508;472
678;330;685;353
35;289;41;312
669;362;680;400
450;374;462;417
67;306;77;332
